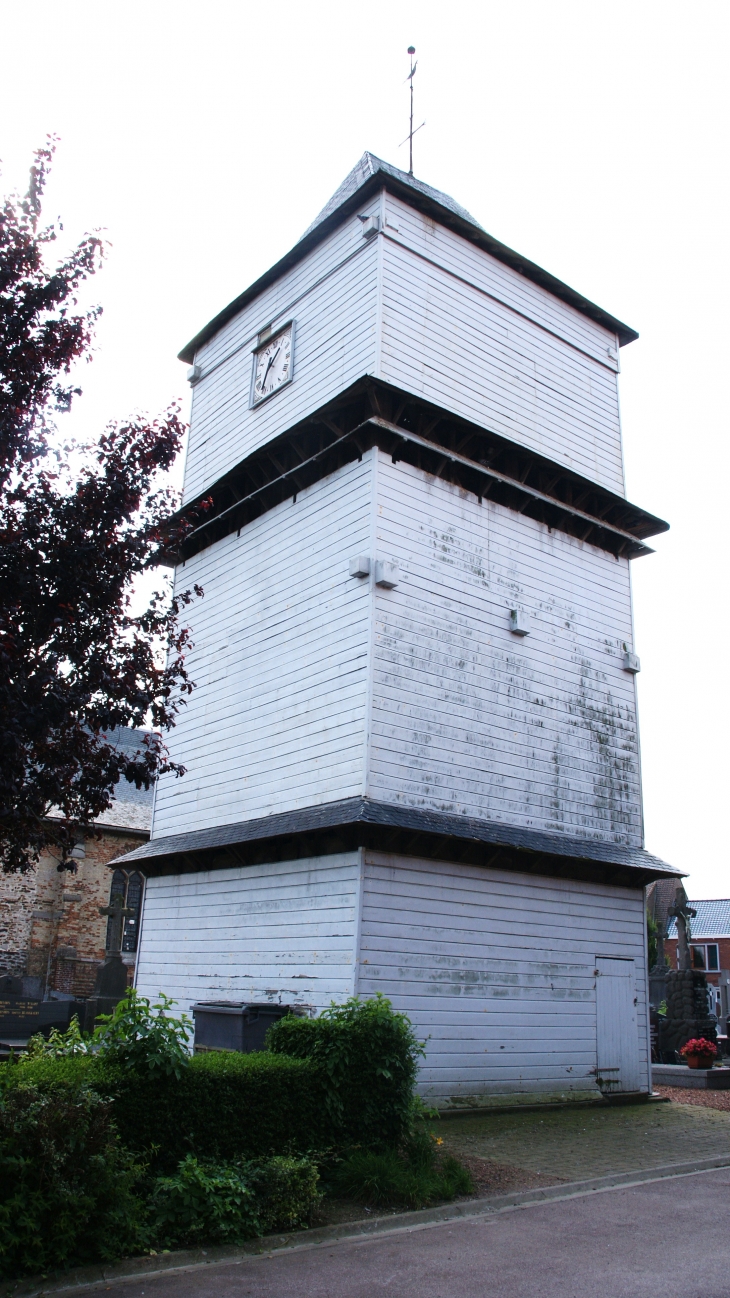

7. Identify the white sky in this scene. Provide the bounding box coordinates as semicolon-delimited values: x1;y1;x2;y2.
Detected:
1;1;727;897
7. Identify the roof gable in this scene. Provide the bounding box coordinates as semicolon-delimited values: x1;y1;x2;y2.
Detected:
179;152;638;364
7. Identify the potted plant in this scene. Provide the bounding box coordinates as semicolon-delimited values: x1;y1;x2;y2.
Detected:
679;1038;718;1069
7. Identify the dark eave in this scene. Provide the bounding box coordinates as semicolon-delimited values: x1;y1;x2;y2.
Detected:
111;796;679;889
179;174;637;365
167;379;668;564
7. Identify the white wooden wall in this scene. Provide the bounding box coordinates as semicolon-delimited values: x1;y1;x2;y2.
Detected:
357;851;649;1103
183;200;381;504
379;195;625;495
135;852;360;1016
157;446;640;846
368;452;642;847
135;847;649;1102
153;455;374;839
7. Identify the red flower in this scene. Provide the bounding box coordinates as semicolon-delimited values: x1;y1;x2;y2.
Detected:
679;1038;717;1057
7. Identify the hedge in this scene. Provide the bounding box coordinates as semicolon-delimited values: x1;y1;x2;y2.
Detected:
0;1072;323;1278
2;1052;329;1173
0;1080;145;1278
267;995;423;1148
0;995;424;1170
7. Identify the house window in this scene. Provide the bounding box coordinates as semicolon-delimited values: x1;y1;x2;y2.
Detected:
691;943;719;972
107;870;145;953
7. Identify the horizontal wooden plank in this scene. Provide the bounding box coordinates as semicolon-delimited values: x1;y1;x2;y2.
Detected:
136;854;361;1016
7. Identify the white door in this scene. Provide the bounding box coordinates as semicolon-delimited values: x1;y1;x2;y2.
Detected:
595;957;641;1093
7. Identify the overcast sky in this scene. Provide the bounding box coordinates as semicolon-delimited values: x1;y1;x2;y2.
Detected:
1;1;727;896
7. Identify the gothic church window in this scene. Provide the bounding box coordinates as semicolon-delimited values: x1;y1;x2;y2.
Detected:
107;870;145;952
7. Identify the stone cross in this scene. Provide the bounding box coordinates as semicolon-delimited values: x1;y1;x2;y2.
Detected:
99;894;134;958
668;887;697;973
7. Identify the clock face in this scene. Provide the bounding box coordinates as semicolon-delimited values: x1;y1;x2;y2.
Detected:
252;324;293;406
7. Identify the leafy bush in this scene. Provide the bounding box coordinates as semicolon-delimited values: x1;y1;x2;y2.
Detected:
326;1128;474;1210
3;1049;329;1173
93;991;192;1079
1;1054;94;1093
149;1153;320;1248
24;1015;91;1059
267;995;424;1147
9;995;426;1166
0;1081;145;1278
107;1049;329;1172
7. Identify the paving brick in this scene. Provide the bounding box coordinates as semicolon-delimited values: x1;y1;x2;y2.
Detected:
439;1101;730;1181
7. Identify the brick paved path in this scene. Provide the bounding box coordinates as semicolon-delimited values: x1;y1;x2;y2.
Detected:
439;1100;730;1180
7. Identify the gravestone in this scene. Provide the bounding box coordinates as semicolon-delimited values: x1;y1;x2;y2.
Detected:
0;979;86;1053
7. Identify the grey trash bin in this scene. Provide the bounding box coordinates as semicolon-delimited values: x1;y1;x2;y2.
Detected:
192;1002;291;1053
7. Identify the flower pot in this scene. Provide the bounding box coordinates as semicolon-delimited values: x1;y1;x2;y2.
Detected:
686;1055;714;1069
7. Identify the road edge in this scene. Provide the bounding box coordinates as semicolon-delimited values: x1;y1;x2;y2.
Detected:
5;1153;730;1297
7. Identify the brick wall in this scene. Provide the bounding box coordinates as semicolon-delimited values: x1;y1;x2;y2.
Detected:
665;937;730;980
0;829;147;997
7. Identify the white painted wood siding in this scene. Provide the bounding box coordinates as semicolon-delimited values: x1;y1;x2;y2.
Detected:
358;852;649;1103
368;453;642;846
183;189;629;506
135;853;360;1016
183;202;381;503
152;455;374;839
380;196;625;495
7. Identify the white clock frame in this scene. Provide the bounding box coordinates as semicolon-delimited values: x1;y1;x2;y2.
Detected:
250;321;295;409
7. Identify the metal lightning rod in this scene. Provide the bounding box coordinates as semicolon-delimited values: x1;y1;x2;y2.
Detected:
400;45;425;176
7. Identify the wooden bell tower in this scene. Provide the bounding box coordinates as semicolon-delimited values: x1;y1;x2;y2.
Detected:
118;153;680;1106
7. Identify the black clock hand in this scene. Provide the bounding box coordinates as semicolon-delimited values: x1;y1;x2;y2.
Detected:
261;346;281;389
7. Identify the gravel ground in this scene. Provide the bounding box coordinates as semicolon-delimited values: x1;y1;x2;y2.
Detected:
452;1154;563;1195
653;1084;730;1112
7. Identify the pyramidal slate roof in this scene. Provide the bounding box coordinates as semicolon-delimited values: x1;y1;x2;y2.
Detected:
667;899;730;939
299;151;483;241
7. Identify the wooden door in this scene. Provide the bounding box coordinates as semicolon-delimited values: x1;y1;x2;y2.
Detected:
595;957;640;1093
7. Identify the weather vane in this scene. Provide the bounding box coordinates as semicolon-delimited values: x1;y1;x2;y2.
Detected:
400;45;425;176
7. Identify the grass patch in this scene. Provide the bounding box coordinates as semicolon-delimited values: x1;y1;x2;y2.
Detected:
325;1130;475;1210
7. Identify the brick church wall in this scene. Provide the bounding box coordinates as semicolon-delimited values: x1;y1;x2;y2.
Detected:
0;828;147;997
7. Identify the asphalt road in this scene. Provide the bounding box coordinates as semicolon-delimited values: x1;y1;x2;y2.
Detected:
102;1169;730;1298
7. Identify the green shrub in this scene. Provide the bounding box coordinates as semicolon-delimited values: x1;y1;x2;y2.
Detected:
24;1015;91;1059
107;1050;329;1172
93;991;192;1079
2;1050;329;1173
0;1081;145;1278
149;1153;320;1248
267;995;424;1148
0;1054;95;1094
326;1128;474;1210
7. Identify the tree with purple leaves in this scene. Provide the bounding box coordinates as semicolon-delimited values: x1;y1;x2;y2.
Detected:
0;140;203;873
